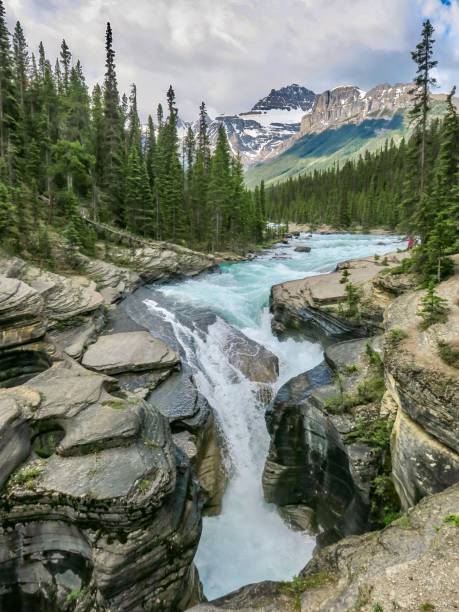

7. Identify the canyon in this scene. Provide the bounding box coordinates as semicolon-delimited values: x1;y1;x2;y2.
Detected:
0;231;458;611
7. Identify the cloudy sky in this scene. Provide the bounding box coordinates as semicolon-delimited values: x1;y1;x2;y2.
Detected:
5;0;459;121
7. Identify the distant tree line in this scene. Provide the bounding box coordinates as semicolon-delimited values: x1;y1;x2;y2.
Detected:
0;1;267;263
266;20;458;282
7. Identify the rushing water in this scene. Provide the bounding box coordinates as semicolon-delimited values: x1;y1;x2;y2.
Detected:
140;233;403;600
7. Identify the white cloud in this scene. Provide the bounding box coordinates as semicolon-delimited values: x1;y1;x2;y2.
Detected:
4;0;459;121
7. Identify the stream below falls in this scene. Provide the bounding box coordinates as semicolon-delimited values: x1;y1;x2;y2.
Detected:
127;233;403;601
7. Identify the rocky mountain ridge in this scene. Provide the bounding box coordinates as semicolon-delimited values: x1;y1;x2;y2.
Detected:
190;81;418;168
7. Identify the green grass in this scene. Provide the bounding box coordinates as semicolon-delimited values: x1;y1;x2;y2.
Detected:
444;514;459;527
102;399;127;410
138;479;151;493
281;572;332;610
387;328;409;347
8;460;46;488
437;342;459;368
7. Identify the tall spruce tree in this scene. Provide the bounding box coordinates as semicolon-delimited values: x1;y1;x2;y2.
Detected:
0;0;19;179
102;22;124;224
409;19;437;195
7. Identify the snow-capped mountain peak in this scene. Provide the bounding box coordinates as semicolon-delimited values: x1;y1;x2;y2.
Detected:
205;84;317;165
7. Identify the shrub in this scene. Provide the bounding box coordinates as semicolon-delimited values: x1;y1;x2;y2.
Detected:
417;282;449;329
437;342;459;368
387;328;409;346
370;475;401;527
340;268;350;284
444;514;459;527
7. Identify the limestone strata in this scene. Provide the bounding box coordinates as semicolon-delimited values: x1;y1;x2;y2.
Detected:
384;267;459;508
0;276;46;349
270;252;406;343
0;256;104;323
263;337;386;542
0;365;202;611
191;483;459;611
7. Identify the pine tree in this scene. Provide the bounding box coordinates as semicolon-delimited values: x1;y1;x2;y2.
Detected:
102;22;124;224
409;19;437;195
191;101;211;244
208;125;231;250
0;0;19;179
60;39;72;93
420;88;459;280
12;22;28;114
155;86;184;242
125;145;152;236
0;179;15;239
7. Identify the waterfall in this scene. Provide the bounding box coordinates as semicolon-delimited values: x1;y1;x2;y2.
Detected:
136;233;403;599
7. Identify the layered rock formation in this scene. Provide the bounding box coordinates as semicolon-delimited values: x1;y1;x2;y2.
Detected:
384;267;459;508
190;483;459;611
265;250;459;547
0;365;202;611
0;244;223;611
270;252;407;343
263;337;392;542
298;83;412;136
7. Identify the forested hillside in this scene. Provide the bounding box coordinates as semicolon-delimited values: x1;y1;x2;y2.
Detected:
0;1;266;261
266;20;459;282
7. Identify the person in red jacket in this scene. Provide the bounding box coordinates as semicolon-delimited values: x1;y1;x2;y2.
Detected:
407;236;415;250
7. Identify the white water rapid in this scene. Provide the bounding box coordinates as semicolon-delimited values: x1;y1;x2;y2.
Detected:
141;233;403;600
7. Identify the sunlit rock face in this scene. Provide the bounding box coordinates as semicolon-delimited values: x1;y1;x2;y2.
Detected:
384;268;459;509
299;83;412;136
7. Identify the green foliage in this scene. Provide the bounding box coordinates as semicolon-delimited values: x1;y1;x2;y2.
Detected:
138;479;151;493
341;281;362;319
419;603;435;611
8;460;46;488
339;268;350;284
387;328;409;347
437;342;459;368
443;514;459;527
373;605;384;612
370;475;401;527
281;572;332;610
346;418;394;450
417;282;449;329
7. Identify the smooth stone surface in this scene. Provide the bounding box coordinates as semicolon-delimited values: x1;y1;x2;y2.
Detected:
82;330;180;374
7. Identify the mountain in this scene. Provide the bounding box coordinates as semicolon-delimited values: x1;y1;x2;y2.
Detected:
206;84;316;165
245;82;456;187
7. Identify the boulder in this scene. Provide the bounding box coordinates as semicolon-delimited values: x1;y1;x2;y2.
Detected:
106;244;215;283
82;330;180;375
0;365;202;611
294;246;311;253
391;407;459;508
78;255;141;303
222;329;279;384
